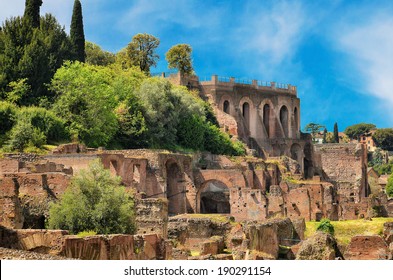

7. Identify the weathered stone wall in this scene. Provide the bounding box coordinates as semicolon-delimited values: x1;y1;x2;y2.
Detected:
0;177;24;229
314;143;368;203
344;235;391;260
136;199;168;238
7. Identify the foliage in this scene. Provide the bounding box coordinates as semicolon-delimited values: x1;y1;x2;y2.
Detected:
322;128;327;144
333;122;339;143
70;0;85;62
372;128;393;151
373;159;393;175
0;101;17;135
0;14;72;105
304;123;325;143
5;78;31;104
204;123;245;156
316;218;335;235
48;159;136;235
177;114;205;150
386;173;393;197
344;123;376;140
126;33;160;74
85;41;115;66
51;61;118;147
370;148;384;167
24;0;42;28
165;44;193;75
6;118;46;152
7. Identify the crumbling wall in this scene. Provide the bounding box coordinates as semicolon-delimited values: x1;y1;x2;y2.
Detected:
0;177;24;229
136;198;168;238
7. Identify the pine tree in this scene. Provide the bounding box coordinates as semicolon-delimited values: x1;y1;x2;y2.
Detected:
23;0;43;28
334;122;339;143
70;0;85;62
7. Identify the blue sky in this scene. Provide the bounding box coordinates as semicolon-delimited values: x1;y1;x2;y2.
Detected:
2;0;393;132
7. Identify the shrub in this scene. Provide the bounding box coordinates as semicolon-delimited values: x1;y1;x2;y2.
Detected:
48;159;136;234
316;218;335;235
6;119;46;152
0;101;17;135
386;173;393;198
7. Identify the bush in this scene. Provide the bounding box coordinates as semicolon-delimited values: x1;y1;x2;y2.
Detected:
386;173;393;198
0;101;17;135
316;218;335;235
6;119;46;152
48;159;136;234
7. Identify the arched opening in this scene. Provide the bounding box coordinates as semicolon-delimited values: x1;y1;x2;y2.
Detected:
109;160;118;176
294;107;299;136
280;106;289;137
242;102;250;129
304;143;313;179
223;100;230;114
290;144;302;173
199;180;230;214
166;161;184;215
263;104;270;137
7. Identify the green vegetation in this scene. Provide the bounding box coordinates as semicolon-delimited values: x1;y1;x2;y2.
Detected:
166;44;193;75
70;0;85;62
333;122;339;143
0;2;244;156
305;218;393;245
373;128;393;151
316;218;334;235
344;123;376;140
304;123;325;143
48;160;136;234
386;173;393;197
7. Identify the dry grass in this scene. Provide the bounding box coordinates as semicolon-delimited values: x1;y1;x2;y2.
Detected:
175;213;232;224
305;217;393;245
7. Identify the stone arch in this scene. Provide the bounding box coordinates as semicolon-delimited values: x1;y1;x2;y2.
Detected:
198;180;230;214
263;104;271;137
223;100;230;114
239;97;256;137
290;143;303;166
280;105;289;138
166;159;185;215
294;107;299;135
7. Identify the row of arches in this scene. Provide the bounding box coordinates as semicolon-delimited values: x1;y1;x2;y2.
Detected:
223;98;299;139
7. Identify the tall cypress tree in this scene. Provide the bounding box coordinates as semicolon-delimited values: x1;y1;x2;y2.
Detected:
334;122;339;143
24;0;43;28
70;0;85;62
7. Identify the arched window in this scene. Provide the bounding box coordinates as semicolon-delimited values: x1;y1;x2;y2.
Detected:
223;100;230;114
242;102;250;128
263;104;270;137
280;106;289;137
294;107;299;134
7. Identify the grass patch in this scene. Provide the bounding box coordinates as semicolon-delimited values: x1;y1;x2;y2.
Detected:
305;217;393;245
77;230;97;237
175;213;233;224
190;250;200;257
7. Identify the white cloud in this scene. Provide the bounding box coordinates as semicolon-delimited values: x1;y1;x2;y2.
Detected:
335;13;393;108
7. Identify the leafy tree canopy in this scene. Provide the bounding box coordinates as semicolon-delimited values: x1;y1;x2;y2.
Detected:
85;41;115;66
304;123;325;143
126;33;159;74
344;123;376;140
373;128;393;151
166;44;193;75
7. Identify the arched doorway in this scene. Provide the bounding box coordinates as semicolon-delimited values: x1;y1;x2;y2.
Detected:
223;100;230;114
199;180;230;214
280;106;289;137
304;143;313;179
166;161;184;215
242;102;250;129
263;104;270;137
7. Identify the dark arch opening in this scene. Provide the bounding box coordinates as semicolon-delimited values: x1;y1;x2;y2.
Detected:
166;161;184;215
200;180;230;214
294;107;299;135
223;100;230;114
304;143;313;179
280;106;289;137
263;104;270;137
242;102;250;129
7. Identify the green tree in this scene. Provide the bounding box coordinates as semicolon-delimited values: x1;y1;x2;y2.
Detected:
316;218;335;235
373;128;393;151
333;122;339;143
51;61;118;147
48;159;136;234
126;33;159;74
386;173;393;197
344;123;376;140
165;44;193;75
70;0;85;62
0;101;17;139
85;41;115;66
23;0;43;28
304;123;325;143
322;128;327;144
4;78;30;105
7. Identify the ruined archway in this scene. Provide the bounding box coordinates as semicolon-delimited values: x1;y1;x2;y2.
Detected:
263;104;270;137
223;100;230;114
280;105;289;138
199;180;230;214
242;102;250;129
294;107;299;136
166;160;185;215
290;143;302;166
